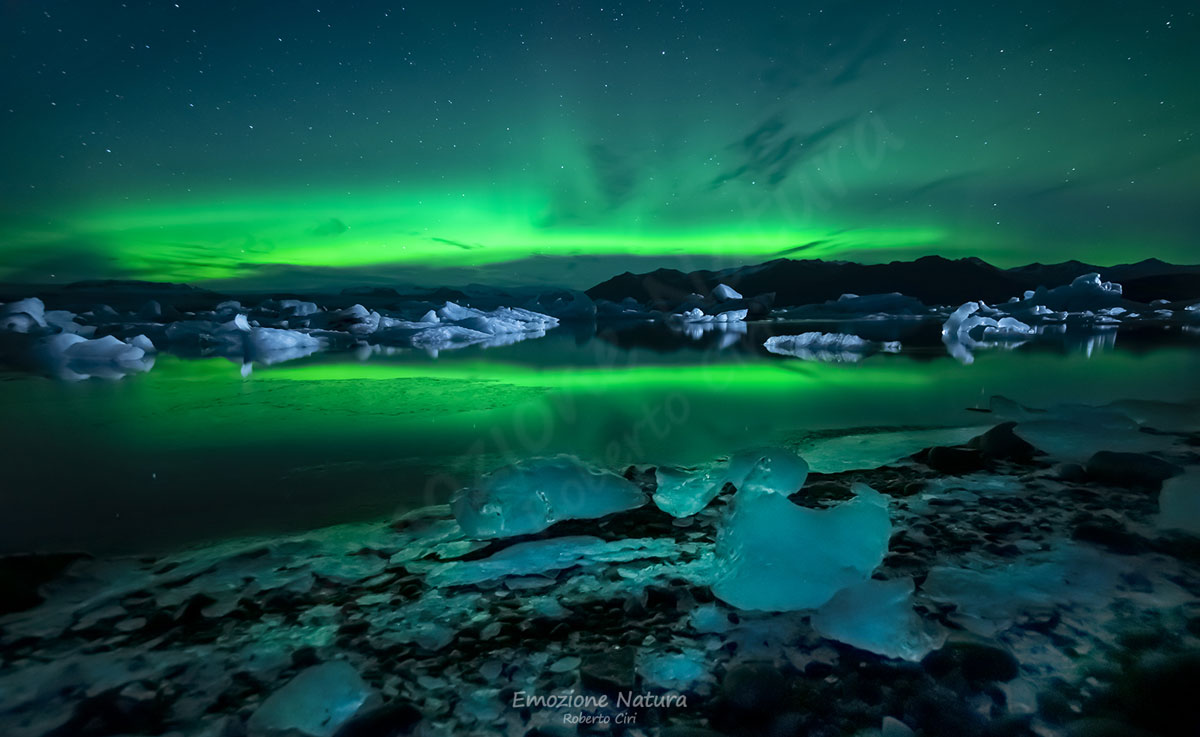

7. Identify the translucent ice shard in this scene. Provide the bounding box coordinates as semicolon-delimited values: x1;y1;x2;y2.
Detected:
712;481;890;611
653;447;808;518
247;661;376;737
811;577;946;661
1158;468;1200;535
452;455;646;538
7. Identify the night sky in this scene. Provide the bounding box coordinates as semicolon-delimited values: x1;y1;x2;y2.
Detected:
1;1;1196;289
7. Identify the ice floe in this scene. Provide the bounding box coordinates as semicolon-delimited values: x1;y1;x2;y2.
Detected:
712;481;891;611
764;331;901;362
452;455;647;538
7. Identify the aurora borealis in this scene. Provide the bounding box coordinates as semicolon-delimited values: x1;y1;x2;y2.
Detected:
1;1;1197;288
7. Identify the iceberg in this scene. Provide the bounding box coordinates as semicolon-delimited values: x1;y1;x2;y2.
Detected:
941;302;1035;363
811;577;946;661
0;297;48;333
712;283;744;301
764;332;898;362
712;479;891;611
452;455;646;538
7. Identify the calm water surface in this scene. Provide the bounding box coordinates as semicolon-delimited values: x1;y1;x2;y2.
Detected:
2;324;1198;554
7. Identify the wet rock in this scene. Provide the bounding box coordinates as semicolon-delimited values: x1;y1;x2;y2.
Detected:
922;638;1019;683
1064;717;1155;737
924;446;986;475
0;552;87;615
904;683;984;737
765;711;808;737
1084;451;1182;489
332;701;422;737
1071;521;1148;555
968;422;1036;463
1053;463;1088;482
580;647;636;695
45;684;169;737
720;663;787;713
1113;651;1200;737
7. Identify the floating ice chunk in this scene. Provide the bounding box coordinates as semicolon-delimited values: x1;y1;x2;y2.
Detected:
247;661;376;737
1157;469;1200;536
811;577;946;661
638;648;710;690
767;332;869;353
125;334;157;353
653;448;808;517
942;302;1036;363
712;283;743;301
437;301;476;321
921;545;1120;628
452;455;646;538
671;307;748;324
217;313;251;333
279;299;320;316
419;309;439;323
245;327;321;363
712;481;890;611
765;332;896;362
43;309;94;336
34;333;145;369
0;297;48;332
426;536;678;586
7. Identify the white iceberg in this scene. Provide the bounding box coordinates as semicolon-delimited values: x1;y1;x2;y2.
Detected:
0;297;48;333
712;283;744;301
764;332;899;362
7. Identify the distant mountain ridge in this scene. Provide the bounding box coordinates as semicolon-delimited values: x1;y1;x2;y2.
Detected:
585;256;1200;307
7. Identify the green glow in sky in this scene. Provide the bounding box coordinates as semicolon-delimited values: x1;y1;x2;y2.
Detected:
1;191;947;284
1;2;1196;287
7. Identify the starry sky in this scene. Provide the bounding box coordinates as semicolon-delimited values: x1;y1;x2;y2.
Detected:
0;1;1196;289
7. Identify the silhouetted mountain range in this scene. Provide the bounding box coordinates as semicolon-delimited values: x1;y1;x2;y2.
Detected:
585;256;1200;307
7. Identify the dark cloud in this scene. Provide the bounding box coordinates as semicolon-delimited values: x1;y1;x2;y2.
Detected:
711;114;857;190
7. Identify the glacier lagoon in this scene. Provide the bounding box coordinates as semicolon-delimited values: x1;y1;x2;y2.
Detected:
2;324;1197;554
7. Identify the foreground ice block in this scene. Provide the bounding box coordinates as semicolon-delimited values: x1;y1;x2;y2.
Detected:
712;480;891;611
1158;468;1200;536
653;447;808;518
811;577;946;661
247;660;376;737
452;455;646;538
